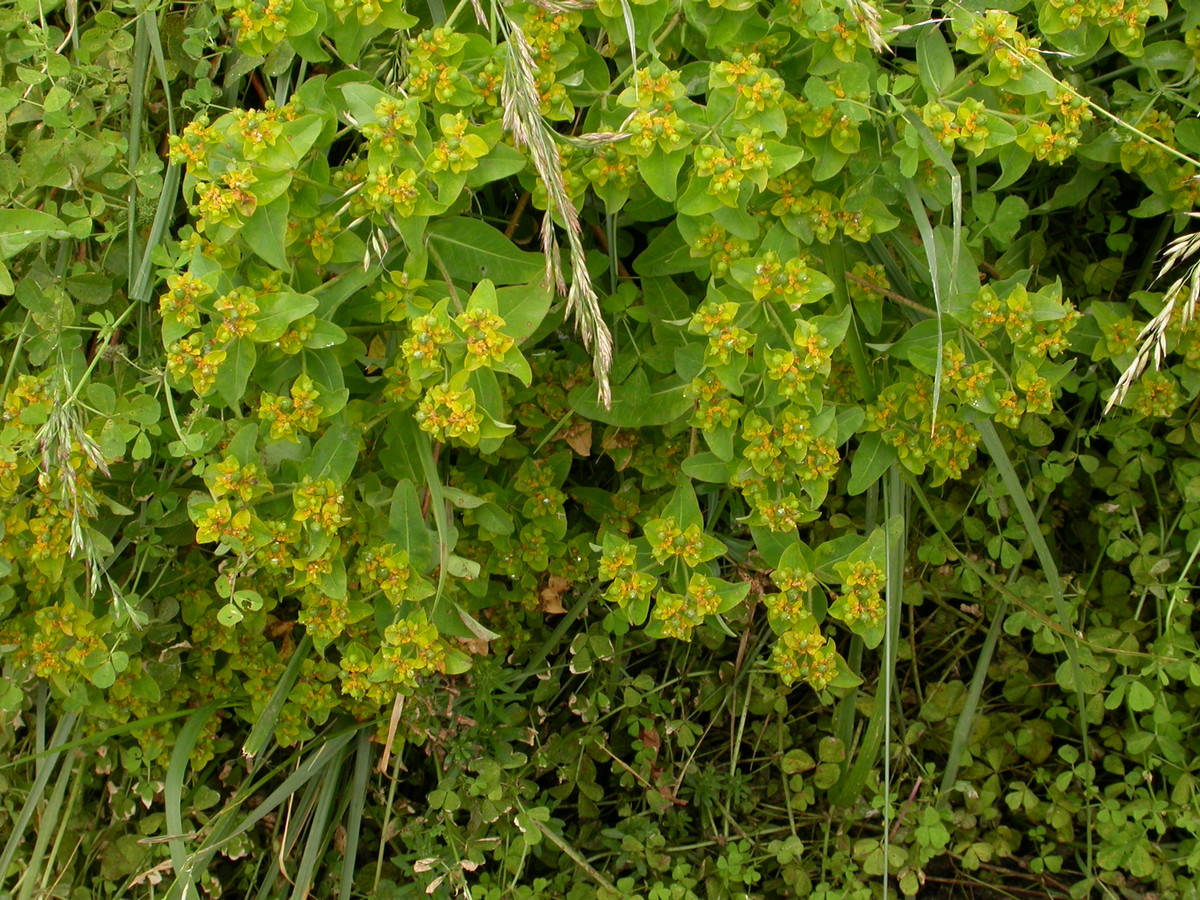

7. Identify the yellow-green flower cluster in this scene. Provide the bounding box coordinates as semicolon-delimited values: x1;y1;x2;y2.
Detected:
257;375;324;441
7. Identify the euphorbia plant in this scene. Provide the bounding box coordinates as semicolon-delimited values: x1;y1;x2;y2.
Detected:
2;0;1200;891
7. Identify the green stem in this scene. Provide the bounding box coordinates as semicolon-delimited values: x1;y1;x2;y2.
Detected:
63;301;141;407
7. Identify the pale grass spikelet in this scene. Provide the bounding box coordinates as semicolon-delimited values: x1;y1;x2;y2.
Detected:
34;391;131;610
526;0;594;11
1106;211;1200;414
500;18;613;406
37;400;107;561
845;0;890;54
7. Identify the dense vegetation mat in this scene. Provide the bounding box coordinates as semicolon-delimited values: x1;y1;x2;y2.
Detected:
2;0;1200;896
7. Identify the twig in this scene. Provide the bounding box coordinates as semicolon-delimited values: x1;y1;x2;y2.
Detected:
504;191;531;239
426;241;462;313
846;272;936;317
976;861;1075;895
888;776;922;841
249;71;269;105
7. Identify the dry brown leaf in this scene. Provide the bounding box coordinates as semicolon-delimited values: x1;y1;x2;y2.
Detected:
560;421;592;456
540;575;571;614
458;636;490;656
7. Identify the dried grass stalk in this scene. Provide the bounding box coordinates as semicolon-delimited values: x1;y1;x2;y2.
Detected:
845;0;890;54
1106;212;1200;414
525;0;594;11
500;19;613;407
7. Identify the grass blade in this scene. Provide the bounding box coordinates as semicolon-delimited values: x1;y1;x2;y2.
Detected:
897;126;957;434
0;708;210;773
164;702;223;895
15;748;78;900
0;711;77;892
243;634;313;759
130;163;181;304
170;729;357;896
126;6;152;289
338;731;373;899
938;595;1009;801
975;419;1092;879
882;467;904;900
290;738;350;899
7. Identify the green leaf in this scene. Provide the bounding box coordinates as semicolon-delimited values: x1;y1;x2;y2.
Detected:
387;479;435;573
215;339;256;408
681;452;738;483
226;423;260;464
638;148;688;201
252;292;319;342
493;345;533;386
993;142;1033;191
473;501;514;535
381;418;424;483
848;433;897;496
303;348;347;394
811;143;849;181
985;195;1029;245
466;278;498;313
468;368;513;442
496;282;554;343
677;173;723;217
242;195;291;270
872;319;943;375
465;143;527;188
1177;118;1200;155
87;383;117;415
340;83;393;126
634;221;703;277
289;0;331;61
916;27;956;96
243;636;313;758
0;209;71;258
280;115;326;162
286;0;320;35
216;604;244;626
427;218;544;285
664;478;703;532
1126;679;1155;712
567;369;692;427
750;526;799;569
89;660;118;689
446;555;481;579
456;605;500;641
305;319;347;349
694;531;728;563
443;487;486;509
299;422;360;485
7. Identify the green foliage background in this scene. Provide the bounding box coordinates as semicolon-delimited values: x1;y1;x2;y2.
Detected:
2;0;1200;895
